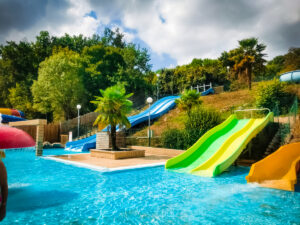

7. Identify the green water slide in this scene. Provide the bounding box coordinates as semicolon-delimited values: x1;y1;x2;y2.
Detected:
165;112;273;177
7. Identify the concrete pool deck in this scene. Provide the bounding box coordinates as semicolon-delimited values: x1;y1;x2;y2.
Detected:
46;146;185;173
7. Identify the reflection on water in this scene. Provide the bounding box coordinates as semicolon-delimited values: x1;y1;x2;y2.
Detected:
3;150;300;225
8;185;78;212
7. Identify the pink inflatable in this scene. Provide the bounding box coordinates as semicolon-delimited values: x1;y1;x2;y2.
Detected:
0;126;35;149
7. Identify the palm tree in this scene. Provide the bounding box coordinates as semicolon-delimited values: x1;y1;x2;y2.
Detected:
175;89;202;117
91;84;133;150
230;38;266;90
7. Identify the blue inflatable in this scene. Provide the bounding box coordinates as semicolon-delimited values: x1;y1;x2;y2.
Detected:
279;70;300;82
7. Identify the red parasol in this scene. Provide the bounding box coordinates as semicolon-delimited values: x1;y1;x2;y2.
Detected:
0;126;35;149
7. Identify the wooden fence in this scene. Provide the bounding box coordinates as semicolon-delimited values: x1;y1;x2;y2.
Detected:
60;111;99;137
17;124;60;143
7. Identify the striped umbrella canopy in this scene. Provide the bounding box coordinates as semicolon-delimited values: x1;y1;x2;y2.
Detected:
0;126;35;150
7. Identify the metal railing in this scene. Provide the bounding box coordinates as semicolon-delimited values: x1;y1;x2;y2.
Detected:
234;108;271;119
272;97;298;145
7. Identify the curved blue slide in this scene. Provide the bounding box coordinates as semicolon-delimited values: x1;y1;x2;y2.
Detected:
0;114;26;123
65;96;179;152
279;70;300;82
201;88;214;96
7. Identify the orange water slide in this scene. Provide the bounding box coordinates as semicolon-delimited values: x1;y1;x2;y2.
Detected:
246;142;300;191
0;108;22;117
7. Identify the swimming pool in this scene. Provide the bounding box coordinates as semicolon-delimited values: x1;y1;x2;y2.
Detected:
3;149;300;224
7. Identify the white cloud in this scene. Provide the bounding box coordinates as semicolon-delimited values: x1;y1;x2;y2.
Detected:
118;0;300;64
1;0;299;67
3;0;99;43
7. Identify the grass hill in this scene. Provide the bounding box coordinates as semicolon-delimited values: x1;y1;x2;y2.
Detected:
130;82;300;139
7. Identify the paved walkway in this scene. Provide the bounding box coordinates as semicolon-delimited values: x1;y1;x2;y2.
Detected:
54;153;171;168
53;147;184;169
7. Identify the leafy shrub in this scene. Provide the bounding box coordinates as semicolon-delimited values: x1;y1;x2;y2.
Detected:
229;80;248;91
184;107;223;147
162;129;187;150
255;79;294;114
162;107;223;149
175;89;202;116
162;129;186;149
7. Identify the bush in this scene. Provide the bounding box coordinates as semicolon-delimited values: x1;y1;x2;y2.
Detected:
175;89;202;116
162;129;187;150
184;107;223;147
256;79;294;114
162;107;223;149
229;80;248;91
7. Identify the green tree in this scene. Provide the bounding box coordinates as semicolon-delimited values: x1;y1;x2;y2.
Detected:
229;38;267;89
0;40;38;109
281;47;300;72
102;28;126;48
256;79;293;113
32;48;85;120
159;57;227;95
81;44;126;111
264;55;285;79
119;43;152;103
8;83;35;118
91;84;133;150
175;89;202;117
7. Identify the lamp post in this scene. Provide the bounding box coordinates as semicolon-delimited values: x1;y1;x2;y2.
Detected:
76;104;81;138
156;73;160;100
146;97;153;146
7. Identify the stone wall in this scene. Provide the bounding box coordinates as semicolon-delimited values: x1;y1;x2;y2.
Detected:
60;134;69;147
96;132;126;149
90;149;145;159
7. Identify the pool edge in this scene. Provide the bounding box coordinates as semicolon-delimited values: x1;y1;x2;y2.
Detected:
42;156;165;173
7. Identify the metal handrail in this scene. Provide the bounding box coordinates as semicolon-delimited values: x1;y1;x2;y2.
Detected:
234;108;271;119
234;108;271;113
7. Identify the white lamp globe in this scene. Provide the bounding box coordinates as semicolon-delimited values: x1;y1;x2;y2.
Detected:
146;97;153;104
76;104;81;110
156;73;160;77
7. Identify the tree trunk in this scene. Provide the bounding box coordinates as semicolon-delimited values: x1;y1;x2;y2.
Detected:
110;125;118;150
247;65;252;90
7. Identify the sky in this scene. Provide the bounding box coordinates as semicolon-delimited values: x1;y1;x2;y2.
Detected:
0;0;299;71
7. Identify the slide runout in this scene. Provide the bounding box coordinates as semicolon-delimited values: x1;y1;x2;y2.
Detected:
166;116;250;173
246;142;300;191
191;112;273;177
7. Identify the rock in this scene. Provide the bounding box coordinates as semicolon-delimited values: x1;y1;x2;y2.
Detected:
43;142;52;149
52;143;63;148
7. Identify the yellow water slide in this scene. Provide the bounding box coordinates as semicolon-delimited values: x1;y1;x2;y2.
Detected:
191;114;272;177
166;111;273;177
246;142;300;191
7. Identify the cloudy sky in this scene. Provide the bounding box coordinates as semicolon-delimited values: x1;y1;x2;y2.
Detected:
0;0;299;70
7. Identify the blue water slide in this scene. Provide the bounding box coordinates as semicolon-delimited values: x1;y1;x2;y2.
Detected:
65;96;179;152
0;114;26;123
279;70;300;82
201;87;214;96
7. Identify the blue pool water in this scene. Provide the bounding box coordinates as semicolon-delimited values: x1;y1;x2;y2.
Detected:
3;149;300;224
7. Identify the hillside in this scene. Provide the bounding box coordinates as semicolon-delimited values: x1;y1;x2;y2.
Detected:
131;82;300;139
132;86;257;138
